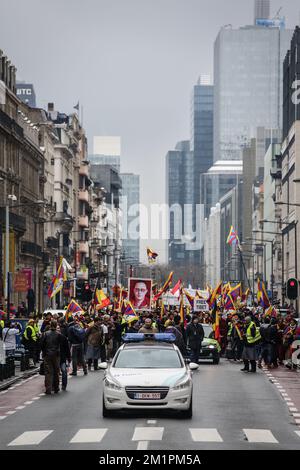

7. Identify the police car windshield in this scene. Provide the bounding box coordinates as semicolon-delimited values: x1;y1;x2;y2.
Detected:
203;325;213;338
114;349;183;369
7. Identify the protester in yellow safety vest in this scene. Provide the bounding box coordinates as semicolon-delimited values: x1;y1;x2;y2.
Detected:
241;316;261;374
23;319;38;367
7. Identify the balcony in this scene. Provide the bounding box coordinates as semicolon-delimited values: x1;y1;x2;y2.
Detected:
79;164;89;177
21;241;43;259
78;241;89;254
79;189;89;203
78;215;89;228
47;237;59;250
53;212;74;231
0;209;26;234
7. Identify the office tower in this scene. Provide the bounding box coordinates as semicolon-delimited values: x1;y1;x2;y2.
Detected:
120;173;140;266
90;136;121;171
191;75;214;211
214;23;292;162
166;141;194;266
254;0;270;23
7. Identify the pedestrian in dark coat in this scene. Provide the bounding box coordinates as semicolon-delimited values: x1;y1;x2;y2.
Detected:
186;316;204;363
41;320;61;394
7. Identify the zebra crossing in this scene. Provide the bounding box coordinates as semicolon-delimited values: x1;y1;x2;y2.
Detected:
5;426;300;447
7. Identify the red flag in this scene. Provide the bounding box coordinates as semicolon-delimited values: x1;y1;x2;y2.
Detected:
171;279;181;296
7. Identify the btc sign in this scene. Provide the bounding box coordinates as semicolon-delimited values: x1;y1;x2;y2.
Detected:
193;299;209;312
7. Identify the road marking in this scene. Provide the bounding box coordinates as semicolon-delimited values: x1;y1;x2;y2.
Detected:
295;419;300;425
295;431;300;439
290;408;298;412
8;430;53;446
70;429;107;443
15;406;26;410
24;401;33;405
284;398;292;401
0;416;7;420
287;402;295;406
281;393;288;396
6;411;16;415
32;397;40;400
292;413;300;417
190;428;223;442
137;441;149;450
147;420;157;425
132;427;164;441
243;429;278;443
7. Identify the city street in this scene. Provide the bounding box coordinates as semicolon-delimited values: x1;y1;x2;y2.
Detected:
1;361;300;451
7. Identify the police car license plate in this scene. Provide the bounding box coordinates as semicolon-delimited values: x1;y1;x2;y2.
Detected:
134;393;161;400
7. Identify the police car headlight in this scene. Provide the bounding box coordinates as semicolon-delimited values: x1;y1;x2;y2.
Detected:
173;377;191;390
104;376;122;391
208;345;216;349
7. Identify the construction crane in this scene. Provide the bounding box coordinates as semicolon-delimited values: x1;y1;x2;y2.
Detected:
272;7;282;20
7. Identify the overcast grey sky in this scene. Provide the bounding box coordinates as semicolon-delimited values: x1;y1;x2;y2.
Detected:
1;0;299;262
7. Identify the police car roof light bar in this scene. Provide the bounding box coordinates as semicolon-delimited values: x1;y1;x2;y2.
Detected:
122;333;176;343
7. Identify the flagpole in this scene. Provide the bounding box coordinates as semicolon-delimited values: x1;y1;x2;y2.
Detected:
238;246;254;304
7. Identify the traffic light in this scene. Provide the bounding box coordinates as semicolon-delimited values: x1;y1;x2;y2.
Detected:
82;284;93;302
286;278;299;300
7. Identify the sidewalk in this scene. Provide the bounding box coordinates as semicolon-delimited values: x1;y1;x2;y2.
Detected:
263;365;300;428
268;366;300;410
0;363;39;391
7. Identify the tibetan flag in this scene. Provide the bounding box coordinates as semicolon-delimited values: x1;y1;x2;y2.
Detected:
48;256;65;298
147;247;158;264
196;290;204;299
226;225;240;247
207;281;222;309
153;271;174;301
66;299;83;320
265;306;274;317
229;283;242;302
184;289;195;308
224;293;236;311
242;288;250;302
179;289;185;325
213;310;221;343
95;289;111;309
171;279;182;297
257;279;270;309
124;301;136;316
160;300;165;320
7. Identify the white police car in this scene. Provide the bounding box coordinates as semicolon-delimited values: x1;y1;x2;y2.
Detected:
100;333;199;418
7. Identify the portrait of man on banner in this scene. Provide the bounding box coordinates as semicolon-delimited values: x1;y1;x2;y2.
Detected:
128;278;152;311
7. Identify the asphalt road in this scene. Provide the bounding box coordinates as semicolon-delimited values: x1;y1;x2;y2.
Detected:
0;360;300;450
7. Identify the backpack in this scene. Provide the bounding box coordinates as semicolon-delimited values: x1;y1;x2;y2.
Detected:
72;324;86;343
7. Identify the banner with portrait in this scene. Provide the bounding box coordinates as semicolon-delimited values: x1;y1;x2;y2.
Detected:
128;278;152;311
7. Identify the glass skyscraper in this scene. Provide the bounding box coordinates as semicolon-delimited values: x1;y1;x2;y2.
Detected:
214;24;293;162
166;141;194;264
254;0;270;23
191;77;214;216
120;173;140;266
